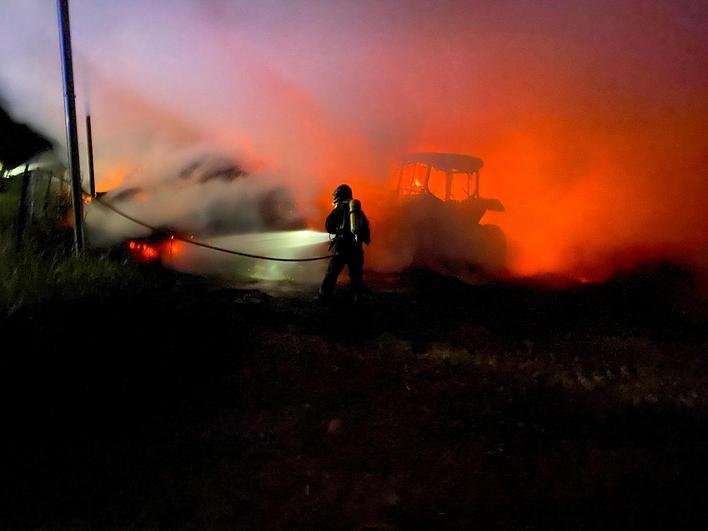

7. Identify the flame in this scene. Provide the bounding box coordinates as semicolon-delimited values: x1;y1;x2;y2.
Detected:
166;236;181;259
126;236;183;264
127;240;160;262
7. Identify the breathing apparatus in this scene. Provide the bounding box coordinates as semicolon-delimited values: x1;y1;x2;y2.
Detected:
329;184;367;246
349;198;363;242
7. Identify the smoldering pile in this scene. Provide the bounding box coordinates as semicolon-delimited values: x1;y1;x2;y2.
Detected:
87;152;307;244
86;151;330;284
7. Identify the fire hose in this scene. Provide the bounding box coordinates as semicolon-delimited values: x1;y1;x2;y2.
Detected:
56;174;332;262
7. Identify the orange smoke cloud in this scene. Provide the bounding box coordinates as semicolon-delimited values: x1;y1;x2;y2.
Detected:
295;5;708;279
96;164;129;193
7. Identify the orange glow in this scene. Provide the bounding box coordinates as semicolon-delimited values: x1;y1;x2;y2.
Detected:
142;246;158;259
127;240;160;262
61;3;706;282
304;79;708;281
126;236;183;264
166;236;181;259
97;165;130;193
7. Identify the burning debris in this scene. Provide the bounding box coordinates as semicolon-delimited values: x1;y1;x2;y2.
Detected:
80;152;328;282
87;153;306;242
127;239;160;262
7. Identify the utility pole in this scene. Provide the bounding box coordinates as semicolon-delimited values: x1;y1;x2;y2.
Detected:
56;0;85;255
86;114;96;198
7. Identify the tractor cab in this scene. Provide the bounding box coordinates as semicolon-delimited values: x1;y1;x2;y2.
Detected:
395;152;504;224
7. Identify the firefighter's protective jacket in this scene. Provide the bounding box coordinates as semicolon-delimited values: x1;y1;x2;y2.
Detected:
326;201;370;253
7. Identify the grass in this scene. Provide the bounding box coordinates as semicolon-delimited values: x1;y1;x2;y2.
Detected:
0;174;21;227
0;246;145;315
0;173;148;315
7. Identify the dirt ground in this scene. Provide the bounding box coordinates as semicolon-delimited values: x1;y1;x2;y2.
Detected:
1;264;707;530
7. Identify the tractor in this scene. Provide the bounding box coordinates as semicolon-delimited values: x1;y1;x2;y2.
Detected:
391;152;506;272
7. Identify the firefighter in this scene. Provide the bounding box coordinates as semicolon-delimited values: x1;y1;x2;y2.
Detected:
316;184;371;301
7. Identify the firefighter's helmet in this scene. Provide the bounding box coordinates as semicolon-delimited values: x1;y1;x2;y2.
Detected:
332;184;353;204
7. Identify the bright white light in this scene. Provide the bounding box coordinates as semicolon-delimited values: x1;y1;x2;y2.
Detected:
166;230;331;284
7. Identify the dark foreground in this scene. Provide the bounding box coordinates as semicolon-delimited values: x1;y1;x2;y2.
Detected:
1;265;707;530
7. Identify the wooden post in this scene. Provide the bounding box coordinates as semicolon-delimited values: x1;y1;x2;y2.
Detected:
28;168;37;219
86;114;96;198
44;172;54;217
15;164;31;250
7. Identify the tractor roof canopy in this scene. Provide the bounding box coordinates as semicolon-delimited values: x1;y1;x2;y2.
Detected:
401;152;484;174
